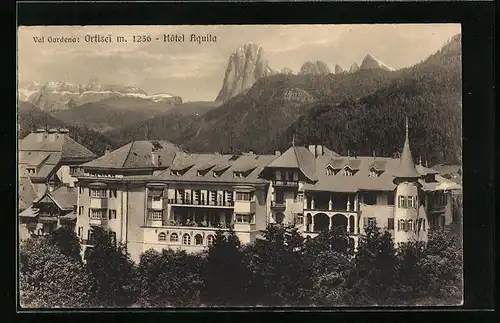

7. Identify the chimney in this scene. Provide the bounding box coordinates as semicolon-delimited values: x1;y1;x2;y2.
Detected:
35;128;46;142
316;145;323;157
59;128;69;136
47;128;58;141
151;148;159;167
308;144;316;156
275;150;281;156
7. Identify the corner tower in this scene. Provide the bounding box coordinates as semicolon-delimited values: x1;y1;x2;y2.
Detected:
393;118;428;244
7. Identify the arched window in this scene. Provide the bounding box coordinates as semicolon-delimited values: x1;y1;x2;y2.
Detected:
207;234;214;246
194;234;203;245
182;233;191;245
170;233;178;242
408;220;413;231
158;232;166;241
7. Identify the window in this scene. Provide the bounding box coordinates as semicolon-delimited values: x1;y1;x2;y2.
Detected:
275;170;281;181
293;172;299;181
73;205;77;214
90;189;107;198
78;227;83;237
108;209;117;220
182;234;191;245
69;166;78;175
148;210;162;220
78;206;84;215
236;192;253;201
90;209;106;219
408;220;413;231
295;214;304;225
109;231;116;246
369;167;379;178
398;219;404;231
235;214;250;223
388;218;394;230
398;196;407;208
87;229;94;241
326;166;335;176
366;217;376;227
295;192;304;202
170;233;179;242
109;189;117;198
435;193;447;206
363;192;377;205
27;167;36;175
158;232;167;241
213;171;219;178
423;219;426;231
79;187;84;194
207;235;215;246
194;234;203;245
387;193;395;206
343;166;353;177
407;196;414;208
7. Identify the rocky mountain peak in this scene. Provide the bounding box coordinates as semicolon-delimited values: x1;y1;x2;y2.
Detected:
298;61;331;75
349;62;360;73
359;54;394;71
216;43;276;103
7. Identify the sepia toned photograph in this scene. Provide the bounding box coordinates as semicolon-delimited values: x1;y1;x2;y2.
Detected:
17;24;463;308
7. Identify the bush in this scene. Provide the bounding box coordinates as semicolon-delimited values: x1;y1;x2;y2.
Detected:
19;236;94;308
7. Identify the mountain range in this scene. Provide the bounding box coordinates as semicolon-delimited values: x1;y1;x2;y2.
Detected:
18;81;183;112
18;34;462;165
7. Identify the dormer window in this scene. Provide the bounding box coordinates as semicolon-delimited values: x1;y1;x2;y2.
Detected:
326;165;335;176
233;171;244;178
26;167;36;175
343;166;354;177
369;167;380;178
170;170;181;176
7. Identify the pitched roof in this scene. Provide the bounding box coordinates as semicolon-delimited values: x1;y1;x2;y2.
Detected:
265;145;320;181
83;140;182;169
155;152;276;185
18;177;39;211
50;186;77;209
394;119;420;179
19;131;96;160
302;156;445;193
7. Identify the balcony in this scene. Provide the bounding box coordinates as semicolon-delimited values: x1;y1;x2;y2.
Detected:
270;201;286;211
89;216;108;226
234;200;256;214
90;197;108;209
168;199;234;208
272;180;299;188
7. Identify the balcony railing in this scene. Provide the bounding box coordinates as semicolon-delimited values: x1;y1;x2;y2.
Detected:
89;216;108;226
168;199;234;207
270;201;286;209
272;180;299;187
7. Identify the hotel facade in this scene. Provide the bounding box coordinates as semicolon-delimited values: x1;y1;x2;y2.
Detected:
74;122;461;262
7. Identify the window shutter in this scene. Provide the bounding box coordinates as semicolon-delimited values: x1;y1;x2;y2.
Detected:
88;209;90;217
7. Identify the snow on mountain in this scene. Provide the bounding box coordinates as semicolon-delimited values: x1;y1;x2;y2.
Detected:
18;81;182;110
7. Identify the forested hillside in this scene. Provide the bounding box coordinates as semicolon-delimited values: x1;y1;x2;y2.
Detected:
18;101;117;156
275;34;462;165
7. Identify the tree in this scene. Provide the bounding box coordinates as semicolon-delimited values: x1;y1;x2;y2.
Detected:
344;224;398;305
417;227;463;304
303;228;355;305
19;236;94;308
135;248;204;307
48;226;82;262
84;227;138;307
201;228;247;306
242;224;309;306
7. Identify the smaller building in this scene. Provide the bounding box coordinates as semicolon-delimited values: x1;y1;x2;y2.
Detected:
19;186;78;239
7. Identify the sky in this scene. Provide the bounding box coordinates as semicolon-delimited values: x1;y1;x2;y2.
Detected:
18;24;461;102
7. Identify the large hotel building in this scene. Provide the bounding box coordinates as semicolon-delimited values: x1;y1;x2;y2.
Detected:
19;122;462;262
